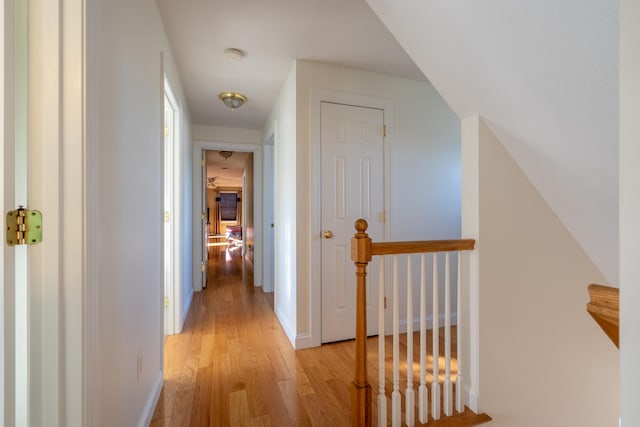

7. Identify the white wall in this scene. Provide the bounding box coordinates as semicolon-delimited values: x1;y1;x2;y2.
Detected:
265;60;461;347
367;0;618;285
619;0;640;425
88;0;192;424
263;63;298;344
192;124;262;144
462;116;618;426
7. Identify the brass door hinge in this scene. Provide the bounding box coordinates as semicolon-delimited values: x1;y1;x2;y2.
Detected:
383;125;387;138
201;159;206;167
201;263;205;272
164;297;169;308
164;127;169;137
164;211;170;222
384;297;387;309
6;207;42;246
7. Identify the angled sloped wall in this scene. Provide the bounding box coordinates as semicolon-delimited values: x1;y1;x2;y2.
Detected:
367;0;618;284
462;116;618;426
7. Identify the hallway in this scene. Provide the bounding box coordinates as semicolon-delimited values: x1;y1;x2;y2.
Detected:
151;245;353;426
150;245;491;426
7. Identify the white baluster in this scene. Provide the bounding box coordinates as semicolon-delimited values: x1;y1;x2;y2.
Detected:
419;254;429;423
444;252;453;416
392;256;401;427
431;253;440;420
378;257;387;426
406;256;415;426
456;252;464;413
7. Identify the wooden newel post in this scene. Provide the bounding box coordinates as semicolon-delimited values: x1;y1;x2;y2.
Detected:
351;219;373;427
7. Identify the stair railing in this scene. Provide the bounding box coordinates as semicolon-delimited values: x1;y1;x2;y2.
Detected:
350;219;476;427
586;284;619;348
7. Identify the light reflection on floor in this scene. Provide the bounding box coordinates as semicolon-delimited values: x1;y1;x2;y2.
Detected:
225;244;241;261
207;236;243;263
207;242;227;247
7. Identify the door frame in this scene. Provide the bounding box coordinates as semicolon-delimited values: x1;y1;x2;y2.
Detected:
191;140;263;291
163;77;179;335
262;132;275;293
309;89;393;348
1;2;17;422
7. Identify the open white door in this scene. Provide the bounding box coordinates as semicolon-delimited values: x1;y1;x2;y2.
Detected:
201;149;208;288
263;139;275;293
163;82;176;334
2;0;86;424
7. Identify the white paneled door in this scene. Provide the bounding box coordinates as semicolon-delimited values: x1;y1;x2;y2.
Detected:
321;102;385;343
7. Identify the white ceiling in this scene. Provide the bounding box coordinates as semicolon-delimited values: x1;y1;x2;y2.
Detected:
366;0;619;283
205;150;250;188
157;0;620;283
155;0;426;129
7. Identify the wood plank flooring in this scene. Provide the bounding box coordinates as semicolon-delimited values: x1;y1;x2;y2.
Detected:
151;245;490;426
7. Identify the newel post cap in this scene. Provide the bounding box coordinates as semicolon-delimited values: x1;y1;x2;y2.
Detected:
351;219;372;263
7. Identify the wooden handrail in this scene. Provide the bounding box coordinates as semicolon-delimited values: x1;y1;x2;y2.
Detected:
350;219;476;426
371;239;475;256
586;284;619;348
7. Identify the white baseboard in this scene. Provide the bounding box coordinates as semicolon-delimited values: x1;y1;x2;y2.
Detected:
138;370;163;427
398;312;458;334
177;289;194;333
274;305;296;348
464;384;480;413
295;333;314;349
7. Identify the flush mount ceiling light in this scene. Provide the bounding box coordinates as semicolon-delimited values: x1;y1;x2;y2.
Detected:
224;48;245;62
219;92;247;110
218;150;233;160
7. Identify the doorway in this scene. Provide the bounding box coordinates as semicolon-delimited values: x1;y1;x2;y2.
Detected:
192;141;264;292
204;149;250;262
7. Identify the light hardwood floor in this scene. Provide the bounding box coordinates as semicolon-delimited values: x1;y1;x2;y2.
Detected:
151;245;490;426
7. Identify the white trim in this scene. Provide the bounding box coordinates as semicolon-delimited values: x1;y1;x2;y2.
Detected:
163;76;181;336
1;3;17;424
462;115;481;416
178;288;194;334
137;371;164;427
464;385;480;413
309;88;394;348
295;333;314;349
61;0;86;422
26;0;86;424
398;313;458;334
192;139;263;291
274;305;296;348
85;0;100;423
261;131;275;293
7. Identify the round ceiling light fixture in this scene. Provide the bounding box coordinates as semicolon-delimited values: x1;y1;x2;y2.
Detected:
224;48;245;62
219;92;247;110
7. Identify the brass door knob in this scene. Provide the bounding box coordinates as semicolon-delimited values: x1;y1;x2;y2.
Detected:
323;230;334;239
